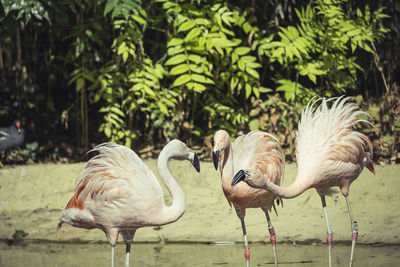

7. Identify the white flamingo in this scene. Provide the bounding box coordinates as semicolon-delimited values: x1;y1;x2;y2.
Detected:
57;140;200;267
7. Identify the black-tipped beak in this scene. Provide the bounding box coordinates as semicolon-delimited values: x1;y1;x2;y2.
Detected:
192;153;200;173
212;150;220;170
231;169;245;186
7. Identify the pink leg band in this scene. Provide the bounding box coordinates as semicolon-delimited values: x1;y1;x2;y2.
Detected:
270;234;276;246
327;233;333;245
244;248;250;260
352;232;358;241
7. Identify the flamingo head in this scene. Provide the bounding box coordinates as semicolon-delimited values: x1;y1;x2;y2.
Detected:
231;169;248;186
363;152;375;175
212;150;220;170
231;169;261;188
212;130;230;170
169;139;200;173
190;152;200;173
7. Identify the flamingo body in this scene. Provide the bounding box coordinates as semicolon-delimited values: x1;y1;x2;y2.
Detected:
213;130;284;266
216;130;284;213
57;140;200;266
295;96;373;196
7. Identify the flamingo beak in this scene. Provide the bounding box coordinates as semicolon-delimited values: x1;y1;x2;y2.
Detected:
212;150;220;170
231;169;245;186
191;153;200;173
366;161;375;175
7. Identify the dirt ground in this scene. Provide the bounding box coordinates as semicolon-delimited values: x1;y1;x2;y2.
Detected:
0;160;399;245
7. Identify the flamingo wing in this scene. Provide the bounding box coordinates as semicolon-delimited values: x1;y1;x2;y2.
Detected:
296;96;373;170
233;131;285;185
67;143;164;211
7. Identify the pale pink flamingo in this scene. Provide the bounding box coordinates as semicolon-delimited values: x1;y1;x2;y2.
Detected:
57;140;200;267
213;130;285;267
232;96;375;267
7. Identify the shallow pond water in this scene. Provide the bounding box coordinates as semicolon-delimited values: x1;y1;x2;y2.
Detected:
1;242;399;266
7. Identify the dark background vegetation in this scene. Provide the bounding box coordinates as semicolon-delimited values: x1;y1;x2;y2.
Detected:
0;0;399;164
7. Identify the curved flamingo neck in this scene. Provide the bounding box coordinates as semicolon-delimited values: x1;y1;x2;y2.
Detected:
261;175;311;199
157;147;186;225
221;142;234;180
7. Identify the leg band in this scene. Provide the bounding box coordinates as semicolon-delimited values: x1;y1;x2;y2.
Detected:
244;248;250;260
327;233;333;245
270;234;276;246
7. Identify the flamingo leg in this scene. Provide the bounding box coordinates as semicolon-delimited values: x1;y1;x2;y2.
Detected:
321;196;333;267
240;217;250;267
125;244;131;267
122;230;136;267
264;212;278;267
111;246;115;267
345;195;358;267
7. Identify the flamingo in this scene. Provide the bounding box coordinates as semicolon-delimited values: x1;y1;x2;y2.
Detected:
213;130;285;267
57;140;200;267
232;96;375;267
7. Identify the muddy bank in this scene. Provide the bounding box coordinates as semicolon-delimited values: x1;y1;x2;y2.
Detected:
0;161;399;245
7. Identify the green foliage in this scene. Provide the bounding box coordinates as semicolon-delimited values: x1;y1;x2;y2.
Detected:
257;0;389;103
1;0;50;24
157;1;267;137
0;0;394;162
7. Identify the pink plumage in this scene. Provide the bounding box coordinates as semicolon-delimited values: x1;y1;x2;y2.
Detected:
213;129;285;266
232;96;375;267
296;96;374;196
57;140;200;267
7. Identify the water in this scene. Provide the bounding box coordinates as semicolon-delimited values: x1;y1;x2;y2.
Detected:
1;242;399;266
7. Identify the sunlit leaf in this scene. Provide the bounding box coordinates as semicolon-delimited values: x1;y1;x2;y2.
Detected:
111;106;125;117
172;74;191;87
165;54;187;66
157;102;168;114
235;47;251;56
132;14;146;25
245;67;259;79
245;83;252;99
230;76;239;91
238;59;245;71
170;64;189;75
178;20;195;32
185;27;202;42
187;82;206;92
168;38;184;47
308;73;316;84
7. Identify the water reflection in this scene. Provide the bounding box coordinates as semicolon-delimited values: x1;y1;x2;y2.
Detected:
1;242;399;266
